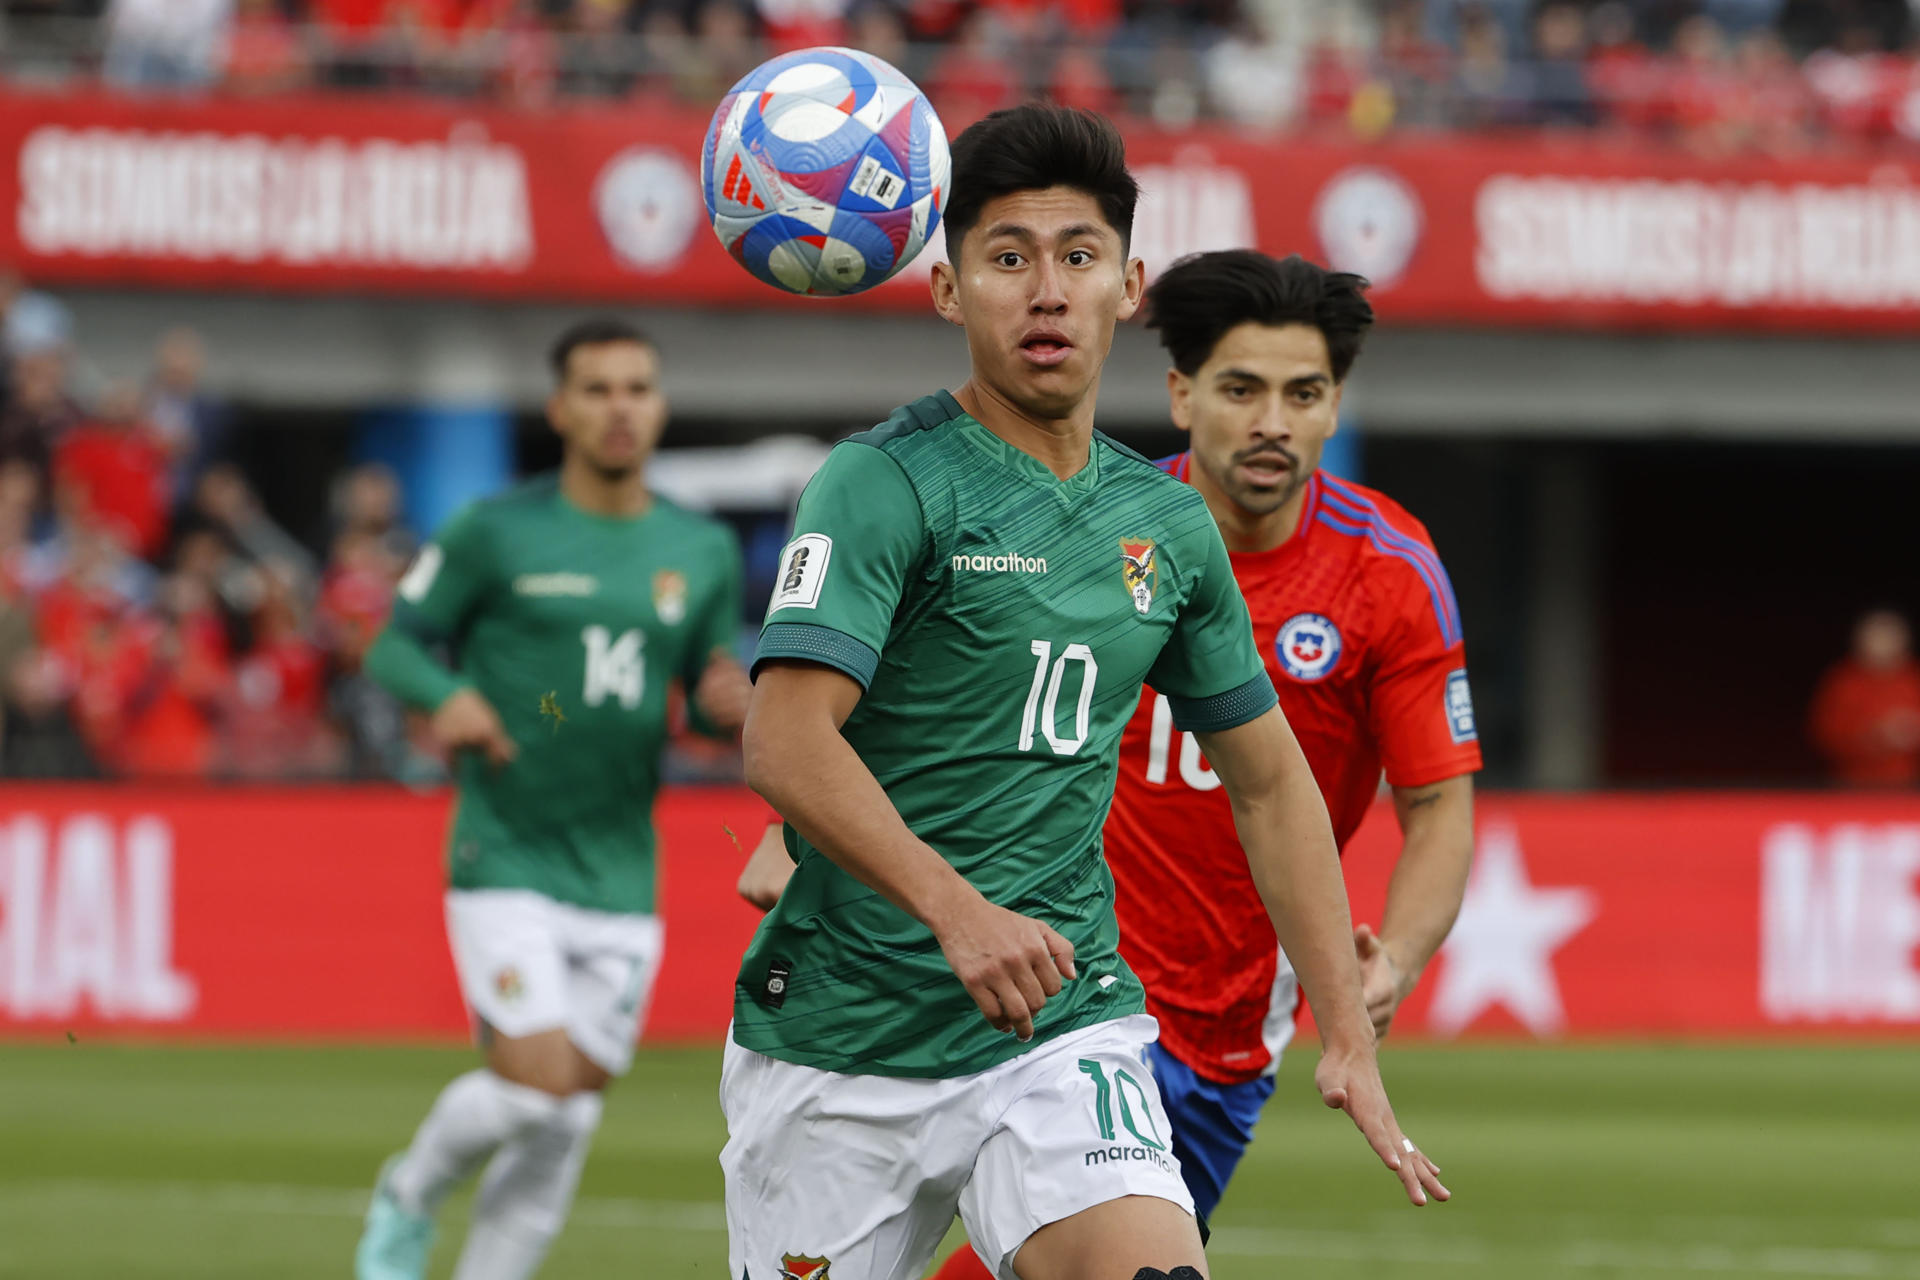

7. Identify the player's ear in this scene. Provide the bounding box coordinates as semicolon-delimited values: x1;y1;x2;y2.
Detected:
930;258;963;326
1114;256;1146;322
1167;367;1193;435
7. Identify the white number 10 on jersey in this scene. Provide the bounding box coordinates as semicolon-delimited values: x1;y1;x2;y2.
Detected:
1019;640;1098;757
582;626;645;710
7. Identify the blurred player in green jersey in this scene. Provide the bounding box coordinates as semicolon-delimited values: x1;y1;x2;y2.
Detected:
354;319;749;1280
724;105;1445;1280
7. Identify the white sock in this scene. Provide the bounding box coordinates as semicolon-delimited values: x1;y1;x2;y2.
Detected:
450;1091;605;1280
388;1070;565;1216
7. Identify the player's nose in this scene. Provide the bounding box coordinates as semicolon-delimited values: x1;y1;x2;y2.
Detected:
1028;261;1068;313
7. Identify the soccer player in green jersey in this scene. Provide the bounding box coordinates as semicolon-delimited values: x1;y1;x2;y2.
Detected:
353;319;750;1280
723;106;1446;1280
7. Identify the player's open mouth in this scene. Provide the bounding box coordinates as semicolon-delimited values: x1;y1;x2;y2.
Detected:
1018;332;1074;368
1239;456;1292;485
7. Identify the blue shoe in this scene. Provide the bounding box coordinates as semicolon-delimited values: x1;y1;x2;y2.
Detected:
355;1156;436;1280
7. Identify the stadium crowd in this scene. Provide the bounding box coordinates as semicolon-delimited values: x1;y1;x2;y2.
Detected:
0;0;1917;144
0;270;440;781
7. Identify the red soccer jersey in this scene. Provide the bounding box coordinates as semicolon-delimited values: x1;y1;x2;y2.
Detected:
1107;461;1483;1084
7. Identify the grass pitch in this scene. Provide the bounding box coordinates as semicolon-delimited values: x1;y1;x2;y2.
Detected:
2;1038;1916;1278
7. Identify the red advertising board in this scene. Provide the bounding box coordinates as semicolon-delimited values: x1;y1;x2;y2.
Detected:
5;88;1920;332
0;785;1915;1044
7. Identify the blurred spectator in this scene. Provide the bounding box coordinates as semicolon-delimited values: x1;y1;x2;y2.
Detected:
143;327;228;503
1373;0;1451;129
1810;609;1920;788
102;0;234;90
1522;2;1595;126
1729;27;1815;152
108;573;232;779
1451;3;1518;128
53;380;173;561
2;648;100;778
225;562;339;777
179;464;319;599
756;0;849;54
1803;24;1900;140
329;460;416;570
556;0;639;97
1670;14;1743;150
313;0;459;88
0;339;81;505
221;0;310;94
669;0;761;102
1048;45;1117;114
1;271;72;366
847;2;910;76
1587;0;1663;129
926;9;1018;128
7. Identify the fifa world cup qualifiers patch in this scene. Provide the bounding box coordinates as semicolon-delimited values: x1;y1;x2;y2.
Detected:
1446;668;1478;743
768;534;831;614
761;959;793;1009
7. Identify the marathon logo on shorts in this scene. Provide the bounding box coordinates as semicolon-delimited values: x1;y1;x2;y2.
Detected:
778;1255;832;1280
761;959;793;1010
1083;1144;1175;1172
1446;668;1478;743
768;534;831;614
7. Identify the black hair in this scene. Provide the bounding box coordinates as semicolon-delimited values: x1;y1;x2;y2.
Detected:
943;104;1140;254
1144;251;1374;382
549;318;653;382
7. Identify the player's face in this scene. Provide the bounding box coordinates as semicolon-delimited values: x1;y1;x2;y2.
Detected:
1170;321;1342;518
548;341;666;479
932;186;1145;421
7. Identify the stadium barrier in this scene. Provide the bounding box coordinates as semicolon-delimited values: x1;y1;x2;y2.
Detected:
0;785;1915;1043
7;87;1920;333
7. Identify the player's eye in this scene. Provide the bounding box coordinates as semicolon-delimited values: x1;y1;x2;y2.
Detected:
995;251;1023;268
1065;249;1093;266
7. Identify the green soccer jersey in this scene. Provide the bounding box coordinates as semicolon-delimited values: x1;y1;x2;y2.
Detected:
369;474;743;915
734;392;1275;1078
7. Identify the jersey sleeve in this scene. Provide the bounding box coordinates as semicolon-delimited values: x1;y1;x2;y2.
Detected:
388;503;494;643
1368;566;1484;788
752;443;925;689
1148;520;1277;733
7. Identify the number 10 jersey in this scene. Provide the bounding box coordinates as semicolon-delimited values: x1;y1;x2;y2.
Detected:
737;391;1275;1079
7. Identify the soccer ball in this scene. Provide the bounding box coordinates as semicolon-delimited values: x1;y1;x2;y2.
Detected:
702;47;951;297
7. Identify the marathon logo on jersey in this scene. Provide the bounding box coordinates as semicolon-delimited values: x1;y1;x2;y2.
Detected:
1446;668;1478;743
768;534;831;614
950;551;1048;575
652;569;687;625
514;572;598;598
1119;538;1157;615
1277;613;1343;681
778;1255;832;1280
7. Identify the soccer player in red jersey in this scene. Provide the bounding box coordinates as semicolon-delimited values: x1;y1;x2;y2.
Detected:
932;250;1478;1275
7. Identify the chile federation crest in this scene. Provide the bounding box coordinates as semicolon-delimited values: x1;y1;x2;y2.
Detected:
1277;612;1343;681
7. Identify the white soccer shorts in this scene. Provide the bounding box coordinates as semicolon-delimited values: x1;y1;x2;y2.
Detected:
720;1013;1194;1280
444;888;664;1076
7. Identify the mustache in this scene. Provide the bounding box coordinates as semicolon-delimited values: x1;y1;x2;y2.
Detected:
1234;443;1299;469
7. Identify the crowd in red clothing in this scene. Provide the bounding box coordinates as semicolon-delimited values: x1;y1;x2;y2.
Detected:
0;0;1904;147
0;275;430;781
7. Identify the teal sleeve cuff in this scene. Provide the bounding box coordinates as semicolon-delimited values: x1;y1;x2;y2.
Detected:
753;622;881;689
1169;672;1277;733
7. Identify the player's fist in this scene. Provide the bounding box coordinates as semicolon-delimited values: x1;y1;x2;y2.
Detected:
695;651;753;734
1354;924;1409;1039
737;822;795;911
431;687;518;768
931;894;1076;1042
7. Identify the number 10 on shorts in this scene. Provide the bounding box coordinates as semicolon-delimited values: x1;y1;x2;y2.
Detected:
1078;1058;1166;1150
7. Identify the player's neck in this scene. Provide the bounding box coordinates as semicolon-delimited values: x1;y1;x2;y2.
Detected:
560;455;651;519
1193;463;1309;554
953;380;1093;481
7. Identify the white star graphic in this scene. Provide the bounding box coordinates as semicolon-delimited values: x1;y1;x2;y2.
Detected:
1426;824;1598;1037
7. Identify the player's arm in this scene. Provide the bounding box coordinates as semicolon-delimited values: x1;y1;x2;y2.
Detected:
365;508;516;766
742;442;1072;1039
1356;774;1474;1038
1197;711;1443;1207
686;531;751;737
1359;555;1484;1037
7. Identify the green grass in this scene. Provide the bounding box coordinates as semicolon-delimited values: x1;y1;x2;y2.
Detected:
3;1039;1918;1278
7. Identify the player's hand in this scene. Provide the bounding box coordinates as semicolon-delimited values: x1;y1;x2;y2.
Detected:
1315;1042;1450;1208
1354;924;1414;1040
931;894;1076;1042
695;652;753;734
736;823;795;911
431;687;518;768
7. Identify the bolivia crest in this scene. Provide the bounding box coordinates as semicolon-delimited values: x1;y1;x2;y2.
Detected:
652;569;688;625
1119;538;1157;615
778;1256;832;1280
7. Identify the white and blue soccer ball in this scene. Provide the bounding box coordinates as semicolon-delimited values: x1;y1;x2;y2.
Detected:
702;47;951;297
